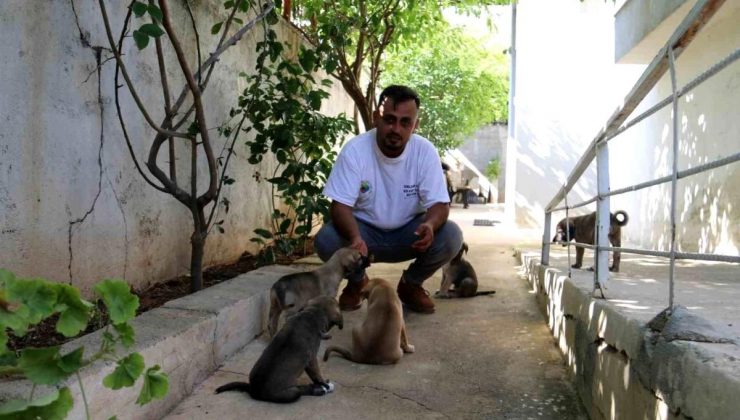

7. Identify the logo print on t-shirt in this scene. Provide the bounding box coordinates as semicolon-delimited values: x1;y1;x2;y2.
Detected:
360;180;371;193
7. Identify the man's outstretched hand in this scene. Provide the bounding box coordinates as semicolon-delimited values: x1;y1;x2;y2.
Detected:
412;222;434;252
350;237;369;256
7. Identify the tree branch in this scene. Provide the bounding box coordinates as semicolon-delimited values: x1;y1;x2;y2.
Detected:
158;0;218;205
97;0;191;140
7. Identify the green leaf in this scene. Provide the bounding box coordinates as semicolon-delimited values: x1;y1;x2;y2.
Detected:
136;365;169;405
131;1;148;17
114;322;136;348
0;387;73;420
7;277;58;324
223;0;235;8
103;353;145;390
147;4;163;22
211;21;223;35
279;218;292;234
139;23;165;38
55;284;94;337
232;17;243;26
58;347;84;374
94;279;139;325
253;228;273;239
18;347;69;385
132;30;149;50
0;268;14;287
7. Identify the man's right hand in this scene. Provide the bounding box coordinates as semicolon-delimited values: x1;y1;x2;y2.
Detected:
350;237;368;256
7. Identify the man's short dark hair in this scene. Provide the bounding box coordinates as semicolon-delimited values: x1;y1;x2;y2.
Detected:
378;85;420;109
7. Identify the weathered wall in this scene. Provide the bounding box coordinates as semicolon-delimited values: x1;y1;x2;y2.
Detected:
457;123;507;201
510;0;739;257
610;0;740;256
0;2;355;294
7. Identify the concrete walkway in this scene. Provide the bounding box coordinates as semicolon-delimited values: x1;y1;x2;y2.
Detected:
164;205;588;419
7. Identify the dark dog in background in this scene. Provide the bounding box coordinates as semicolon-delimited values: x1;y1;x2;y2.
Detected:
215;296;343;403
552;210;629;272
435;243;496;298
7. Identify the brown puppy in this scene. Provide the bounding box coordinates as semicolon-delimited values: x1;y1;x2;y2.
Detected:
436;243;496;298
215;296;343;403
552;210;629;272
268;247;369;336
323;278;414;365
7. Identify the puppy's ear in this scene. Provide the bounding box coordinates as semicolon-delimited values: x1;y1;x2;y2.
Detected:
462;242;469;254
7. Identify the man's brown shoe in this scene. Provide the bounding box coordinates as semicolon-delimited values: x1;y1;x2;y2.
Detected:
339;275;368;311
397;279;435;314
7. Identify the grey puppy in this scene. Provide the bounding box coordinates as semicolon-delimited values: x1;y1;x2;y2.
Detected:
435;243;496;298
215;296;343;403
268;247;369;337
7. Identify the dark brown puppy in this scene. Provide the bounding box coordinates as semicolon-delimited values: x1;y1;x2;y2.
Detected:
435;243;495;298
215;296;343;403
552;210;629;272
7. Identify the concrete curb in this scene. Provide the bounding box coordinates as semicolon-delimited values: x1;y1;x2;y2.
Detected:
517;251;740;420
0;264;302;420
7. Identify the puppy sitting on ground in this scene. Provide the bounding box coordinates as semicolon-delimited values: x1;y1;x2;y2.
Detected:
215;296;343;403
268;247;369;337
435;243;496;298
552;210;629;272
323;278;415;365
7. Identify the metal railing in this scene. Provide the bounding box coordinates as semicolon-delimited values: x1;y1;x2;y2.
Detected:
540;0;739;308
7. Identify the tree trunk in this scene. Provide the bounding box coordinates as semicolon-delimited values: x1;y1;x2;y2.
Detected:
189;207;207;292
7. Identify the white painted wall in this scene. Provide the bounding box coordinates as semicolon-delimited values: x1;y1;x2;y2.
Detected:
509;0;739;256
0;2;355;294
611;0;740;255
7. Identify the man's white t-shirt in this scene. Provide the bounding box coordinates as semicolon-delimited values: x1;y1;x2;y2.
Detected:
323;129;450;230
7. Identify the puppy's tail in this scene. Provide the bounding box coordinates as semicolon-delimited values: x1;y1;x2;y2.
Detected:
323;345;353;362
613;210;629;226
215;381;251;394
474;290;496;296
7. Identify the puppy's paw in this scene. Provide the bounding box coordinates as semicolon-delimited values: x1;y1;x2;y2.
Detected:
403;344;415;353
323;381;335;393
586;266;595;272
434;291;450;299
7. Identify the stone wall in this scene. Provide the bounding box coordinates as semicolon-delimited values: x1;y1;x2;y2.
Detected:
0;1;355;294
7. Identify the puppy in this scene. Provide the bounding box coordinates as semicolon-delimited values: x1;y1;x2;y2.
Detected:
268;247;369;336
552;210;629;272
323;278;414;365
215;296;343;403
436;243;495;298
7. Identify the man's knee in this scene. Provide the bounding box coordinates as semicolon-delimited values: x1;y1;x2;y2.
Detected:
314;223;344;262
433;221;464;260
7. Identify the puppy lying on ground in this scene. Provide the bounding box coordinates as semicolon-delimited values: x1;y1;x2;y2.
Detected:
436;243;496;298
552;210;629;272
268;247;369;336
215;296;343;403
323;278;414;365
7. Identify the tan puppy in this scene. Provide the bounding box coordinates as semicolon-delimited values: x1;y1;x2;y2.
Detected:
323;278;414;365
268;247;369;336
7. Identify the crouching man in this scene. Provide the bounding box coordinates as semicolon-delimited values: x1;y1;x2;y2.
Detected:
314;85;462;314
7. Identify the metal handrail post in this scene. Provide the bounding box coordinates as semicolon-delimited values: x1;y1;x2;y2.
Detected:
595;140;611;295
668;47;680;312
542;212;551;265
